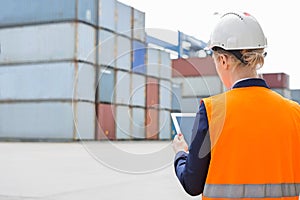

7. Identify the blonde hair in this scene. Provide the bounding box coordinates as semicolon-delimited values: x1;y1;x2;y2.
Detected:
213;48;265;70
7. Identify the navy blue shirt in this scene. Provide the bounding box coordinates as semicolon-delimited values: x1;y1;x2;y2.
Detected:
174;78;270;196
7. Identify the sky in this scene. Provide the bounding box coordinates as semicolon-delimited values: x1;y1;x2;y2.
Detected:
120;0;300;89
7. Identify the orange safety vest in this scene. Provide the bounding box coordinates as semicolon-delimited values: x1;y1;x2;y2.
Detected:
202;86;300;199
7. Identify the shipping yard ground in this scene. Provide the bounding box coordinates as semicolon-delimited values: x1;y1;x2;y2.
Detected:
0;141;199;200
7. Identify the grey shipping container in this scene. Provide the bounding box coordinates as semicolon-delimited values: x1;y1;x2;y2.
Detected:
271;88;291;99
171;83;182;111
131;107;145;139
172;76;224;97
0;101;95;140
146;48;160;78
99;0;116;31
97;67;115;103
159;110;171;139
291;89;300;103
116;35;131;71
130;73;146;107
159;80;172;109
0;0;97;27
0;22;96;65
0;62;95;102
180;97;201;113
116;1;132;38
115;70;131;105
98;29;116;67
115;105;131;139
132;8;146;42
160;51;172;79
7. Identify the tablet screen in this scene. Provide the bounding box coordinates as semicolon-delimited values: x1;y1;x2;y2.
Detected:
171;113;196;146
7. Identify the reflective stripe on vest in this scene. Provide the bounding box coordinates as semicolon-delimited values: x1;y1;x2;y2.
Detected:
204;183;300;198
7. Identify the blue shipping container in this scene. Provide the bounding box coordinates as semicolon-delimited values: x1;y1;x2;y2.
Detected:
0;0;97;27
132;40;146;74
97;67;115;103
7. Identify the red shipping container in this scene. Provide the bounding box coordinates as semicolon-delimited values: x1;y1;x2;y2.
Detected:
262;73;289;89
146;108;159;140
146;77;159;109
172;56;217;77
96;103;116;140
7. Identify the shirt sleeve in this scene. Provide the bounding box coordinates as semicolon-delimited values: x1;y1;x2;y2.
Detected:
174;101;211;196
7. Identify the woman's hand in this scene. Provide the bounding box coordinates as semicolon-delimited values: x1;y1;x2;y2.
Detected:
172;133;189;154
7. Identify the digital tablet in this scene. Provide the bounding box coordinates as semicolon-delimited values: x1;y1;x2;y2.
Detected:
171;113;196;146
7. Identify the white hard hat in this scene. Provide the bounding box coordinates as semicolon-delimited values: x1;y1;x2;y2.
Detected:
208;12;267;50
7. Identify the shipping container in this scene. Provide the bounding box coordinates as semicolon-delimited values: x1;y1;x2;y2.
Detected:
172;57;217;77
96;103;115;140
159;80;172;109
116;1;132;38
116;35;131;71
98;29;115;67
115;105;131;139
146;108;159;139
0;101;95;140
0;22;96;65
172;76;224;97
131;107;145;139
132;8;146;42
146;48;160;78
0;62;95;102
115;70;131;105
0;0;97;27
171;83;182;111
97;67;115;103
180;97;201;113
291;89;300;103
146;77;159;108
160;50;172;79
130;73;146;107
132;40;146;74
271;88;291;99
99;0;116;31
159;110;171;139
262;73;290;89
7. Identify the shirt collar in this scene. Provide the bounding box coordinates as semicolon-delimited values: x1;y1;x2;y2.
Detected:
231;78;270;89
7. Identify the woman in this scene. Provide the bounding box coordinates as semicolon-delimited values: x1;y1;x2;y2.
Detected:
172;12;300;199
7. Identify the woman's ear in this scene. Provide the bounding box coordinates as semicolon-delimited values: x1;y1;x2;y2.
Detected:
219;54;229;70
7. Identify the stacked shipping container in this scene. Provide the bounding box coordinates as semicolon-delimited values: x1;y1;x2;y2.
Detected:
291;90;300;104
262;73;291;98
172;57;225;113
0;0;177;141
0;0;98;140
96;0;175;141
